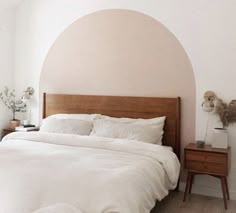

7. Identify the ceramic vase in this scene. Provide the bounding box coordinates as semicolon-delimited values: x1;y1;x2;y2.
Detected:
212;128;228;149
9;119;21;130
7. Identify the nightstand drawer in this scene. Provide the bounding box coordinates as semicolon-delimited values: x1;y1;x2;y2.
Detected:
186;161;227;175
186;151;226;164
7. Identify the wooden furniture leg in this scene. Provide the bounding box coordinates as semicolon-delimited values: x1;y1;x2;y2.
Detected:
189;173;194;194
183;172;191;201
224;177;230;200
220;176;228;209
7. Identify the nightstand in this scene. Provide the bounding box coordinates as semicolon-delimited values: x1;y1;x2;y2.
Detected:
1;128;15;139
183;143;230;209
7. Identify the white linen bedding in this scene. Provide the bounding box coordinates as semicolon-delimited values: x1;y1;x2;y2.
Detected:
0;132;180;213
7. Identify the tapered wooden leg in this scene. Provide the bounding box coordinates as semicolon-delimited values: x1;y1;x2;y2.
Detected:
224;177;230;200
183;172;191;202
189;173;194;194
220;176;228;209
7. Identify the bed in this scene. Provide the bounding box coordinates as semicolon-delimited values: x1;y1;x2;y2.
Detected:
0;94;181;213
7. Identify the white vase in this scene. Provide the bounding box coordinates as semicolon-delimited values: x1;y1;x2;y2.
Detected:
212;128;228;149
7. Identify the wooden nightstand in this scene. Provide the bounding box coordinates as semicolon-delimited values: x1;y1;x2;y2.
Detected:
183;143;230;209
1;128;15;139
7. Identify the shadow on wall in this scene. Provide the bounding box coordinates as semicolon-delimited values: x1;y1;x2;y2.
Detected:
39;9;196;156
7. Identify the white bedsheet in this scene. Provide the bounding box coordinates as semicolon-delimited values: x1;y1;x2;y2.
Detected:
0;132;180;213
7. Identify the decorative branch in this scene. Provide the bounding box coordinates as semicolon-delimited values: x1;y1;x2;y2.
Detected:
214;98;236;128
228;100;236;124
0;86;27;120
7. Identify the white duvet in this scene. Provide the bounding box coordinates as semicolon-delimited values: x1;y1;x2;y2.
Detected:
0;132;180;213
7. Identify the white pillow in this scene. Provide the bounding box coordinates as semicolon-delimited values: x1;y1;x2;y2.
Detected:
98;115;166;143
90;119;164;144
47;113;101;121
101;115;165;126
40;117;93;135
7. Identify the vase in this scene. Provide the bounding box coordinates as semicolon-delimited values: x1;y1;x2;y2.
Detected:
9;119;21;130
212;128;228;149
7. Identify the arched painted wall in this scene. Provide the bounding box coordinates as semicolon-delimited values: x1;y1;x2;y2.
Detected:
40;9;196;153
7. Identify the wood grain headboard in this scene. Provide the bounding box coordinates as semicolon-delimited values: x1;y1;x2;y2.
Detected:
43;93;181;159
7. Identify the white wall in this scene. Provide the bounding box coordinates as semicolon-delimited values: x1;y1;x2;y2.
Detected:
0;8;15;128
0;0;23;9
14;0;236;199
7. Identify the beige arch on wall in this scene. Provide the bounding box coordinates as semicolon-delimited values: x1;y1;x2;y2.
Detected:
40;9;196;152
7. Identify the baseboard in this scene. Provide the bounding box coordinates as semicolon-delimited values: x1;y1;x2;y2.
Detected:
179;181;236;200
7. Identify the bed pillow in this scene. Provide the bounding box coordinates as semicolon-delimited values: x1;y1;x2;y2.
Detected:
90;119;164;144
47;113;101;121
101;115;165;126
96;115;166;143
40;117;93;135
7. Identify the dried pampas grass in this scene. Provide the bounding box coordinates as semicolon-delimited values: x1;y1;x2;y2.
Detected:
215;99;236;128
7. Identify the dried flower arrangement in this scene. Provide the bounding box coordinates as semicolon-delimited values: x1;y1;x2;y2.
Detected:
0;86;27;120
202;91;234;149
202;91;236;129
214;99;236;128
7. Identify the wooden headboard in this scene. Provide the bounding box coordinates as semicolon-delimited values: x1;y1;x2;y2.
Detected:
43;93;181;159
